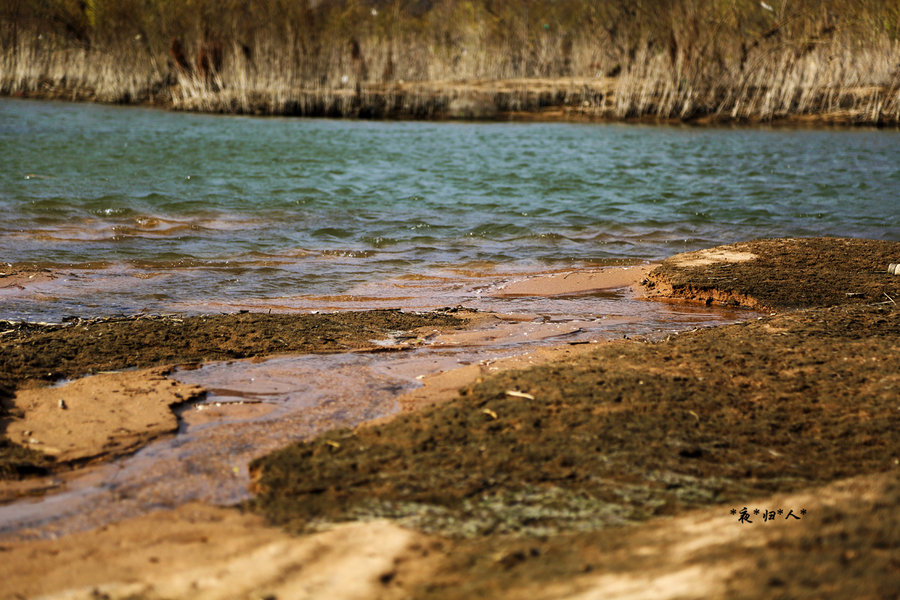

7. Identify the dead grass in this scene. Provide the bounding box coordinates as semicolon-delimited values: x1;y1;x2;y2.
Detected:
2;1;900;122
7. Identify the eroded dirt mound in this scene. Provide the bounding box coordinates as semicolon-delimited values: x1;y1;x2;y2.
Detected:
643;237;900;310
0;310;463;479
247;302;899;539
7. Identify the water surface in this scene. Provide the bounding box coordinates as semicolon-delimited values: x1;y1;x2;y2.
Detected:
2;98;897;320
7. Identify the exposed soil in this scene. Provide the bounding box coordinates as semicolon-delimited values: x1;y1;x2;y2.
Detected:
6;368;205;463
0;503;433;600
0;309;464;480
3;238;899;599
492;266;653;297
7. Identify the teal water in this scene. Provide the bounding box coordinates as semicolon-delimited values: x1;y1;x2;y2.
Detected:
1;98;898;320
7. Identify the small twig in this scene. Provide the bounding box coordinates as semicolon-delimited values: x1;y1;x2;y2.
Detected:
884;292;896;305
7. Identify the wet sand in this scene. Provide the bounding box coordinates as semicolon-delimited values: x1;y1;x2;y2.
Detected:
1;238;899;599
6;368;204;463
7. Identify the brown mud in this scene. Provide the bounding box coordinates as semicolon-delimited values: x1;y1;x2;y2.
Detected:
0;309;464;481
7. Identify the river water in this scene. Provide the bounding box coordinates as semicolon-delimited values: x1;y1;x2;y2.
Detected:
1;98;898;539
2;98;898;321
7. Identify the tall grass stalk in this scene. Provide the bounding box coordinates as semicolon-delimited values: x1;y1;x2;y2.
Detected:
2;1;899;124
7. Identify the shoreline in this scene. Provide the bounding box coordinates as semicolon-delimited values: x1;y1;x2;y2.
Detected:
5;85;900;128
1;237;898;598
0;264;658;490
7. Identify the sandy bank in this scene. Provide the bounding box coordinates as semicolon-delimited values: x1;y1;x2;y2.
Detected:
0;503;431;600
492;265;652;298
2;469;896;600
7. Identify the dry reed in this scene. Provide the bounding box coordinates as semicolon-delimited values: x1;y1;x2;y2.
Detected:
2;0;899;124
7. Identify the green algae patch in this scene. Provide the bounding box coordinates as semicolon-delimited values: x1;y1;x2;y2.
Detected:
0;309;464;480
247;302;899;538
644;237;900;311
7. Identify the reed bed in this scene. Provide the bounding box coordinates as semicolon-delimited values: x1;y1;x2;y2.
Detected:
2;0;899;124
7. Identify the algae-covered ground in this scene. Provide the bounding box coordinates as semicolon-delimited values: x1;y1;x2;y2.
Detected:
0;309;463;479
248;302;899;537
246;237;900;598
643;237;900;310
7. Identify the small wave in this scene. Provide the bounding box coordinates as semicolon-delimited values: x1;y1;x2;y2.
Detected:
320;249;377;259
311;227;355;240
91;207;132;218
1;259;112;271
23;198;75;215
246;249;317;260
114;217;201;235
528;232;568;241
466;223;533;239
125;256;304;270
362;236;400;248
16;213;264;243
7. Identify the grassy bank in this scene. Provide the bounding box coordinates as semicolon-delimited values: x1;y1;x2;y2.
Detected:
2;0;900;123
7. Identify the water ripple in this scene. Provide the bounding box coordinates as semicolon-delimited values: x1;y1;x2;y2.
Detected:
2;99;899;319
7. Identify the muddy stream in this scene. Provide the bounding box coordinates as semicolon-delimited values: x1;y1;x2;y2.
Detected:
0;277;750;542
